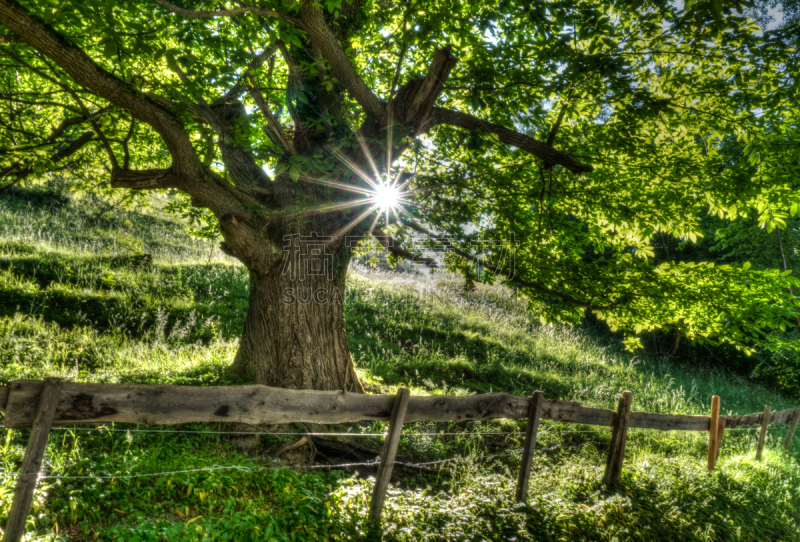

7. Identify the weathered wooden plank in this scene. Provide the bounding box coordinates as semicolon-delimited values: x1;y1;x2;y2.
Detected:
627;407;797;432
630;411;710;431
708;396;721;471
0;385;8;412
771;408;797;425
4;378;62;542
576;406;613;426
604;391;632;486
541;399;581;422
2;380;602;429
784;408;800;451
2;380;798;432
369;388;410;523
2;380;531;429
723;407;793;429
756;405;771;461
515;391;544;502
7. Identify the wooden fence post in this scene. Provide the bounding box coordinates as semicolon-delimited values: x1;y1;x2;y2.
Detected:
369;388;410;524
603;391;632;487
515;390;544;502
4;378;63;542
784;408;800;451
756;405;771;461
707;396;720;471
714;419;726;462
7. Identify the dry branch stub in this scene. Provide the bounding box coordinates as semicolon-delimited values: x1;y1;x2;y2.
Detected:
603;391;632;487
707;396;720;471
369;388;410;523
785;408;800;451
515;390;544;502
756;405;771;461
4;378;63;542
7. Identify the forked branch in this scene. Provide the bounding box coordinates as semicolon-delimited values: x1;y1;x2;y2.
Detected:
395;46;459;133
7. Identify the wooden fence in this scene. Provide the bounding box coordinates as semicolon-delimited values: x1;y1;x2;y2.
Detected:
1;378;798;542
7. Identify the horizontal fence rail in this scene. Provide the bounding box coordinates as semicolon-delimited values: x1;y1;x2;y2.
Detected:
1;380;797;431
0;379;798;542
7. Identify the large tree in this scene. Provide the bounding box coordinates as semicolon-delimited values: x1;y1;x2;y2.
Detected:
1;0;799;391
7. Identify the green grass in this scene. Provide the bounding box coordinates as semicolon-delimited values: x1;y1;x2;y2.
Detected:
1;184;799;541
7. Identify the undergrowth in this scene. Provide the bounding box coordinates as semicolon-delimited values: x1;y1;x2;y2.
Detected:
0;185;798;541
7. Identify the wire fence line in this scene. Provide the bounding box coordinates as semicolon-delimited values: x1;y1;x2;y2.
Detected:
45;427;523;437
0;449;530;481
0;393;793;499
0;433;775;482
0;423;777;482
0;422;770;482
43;426;619;437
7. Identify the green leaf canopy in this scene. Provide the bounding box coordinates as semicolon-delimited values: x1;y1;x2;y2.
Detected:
1;0;799;353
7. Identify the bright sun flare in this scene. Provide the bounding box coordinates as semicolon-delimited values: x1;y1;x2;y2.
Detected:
373;182;400;211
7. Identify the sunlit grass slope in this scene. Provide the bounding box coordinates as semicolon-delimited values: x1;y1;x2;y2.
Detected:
0;185;799;541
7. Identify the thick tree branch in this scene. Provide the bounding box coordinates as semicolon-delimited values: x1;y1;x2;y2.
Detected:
298;2;385;119
0;0;271;261
432;107;594;174
153;0;301;26
167;59;276;190
395;46;459;133
110;167;179;190
194;100;273;189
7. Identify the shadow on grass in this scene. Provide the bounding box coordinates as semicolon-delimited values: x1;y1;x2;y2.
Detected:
0;253;248;341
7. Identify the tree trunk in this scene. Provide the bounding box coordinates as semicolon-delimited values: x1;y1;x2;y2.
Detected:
231;239;364;392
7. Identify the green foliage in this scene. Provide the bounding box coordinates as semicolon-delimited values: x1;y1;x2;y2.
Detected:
753;333;800;399
2;0;799;357
0;428;363;542
1;195;799;540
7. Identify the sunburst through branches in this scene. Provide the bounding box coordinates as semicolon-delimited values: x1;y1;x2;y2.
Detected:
293;132;417;242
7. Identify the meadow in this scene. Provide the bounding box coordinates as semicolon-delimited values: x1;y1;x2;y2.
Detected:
0;184;799;541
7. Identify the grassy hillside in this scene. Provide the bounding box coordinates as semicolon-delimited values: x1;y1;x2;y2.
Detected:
1;185;799;541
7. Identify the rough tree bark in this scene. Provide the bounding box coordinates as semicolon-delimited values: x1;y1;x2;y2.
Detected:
232;235;363;392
